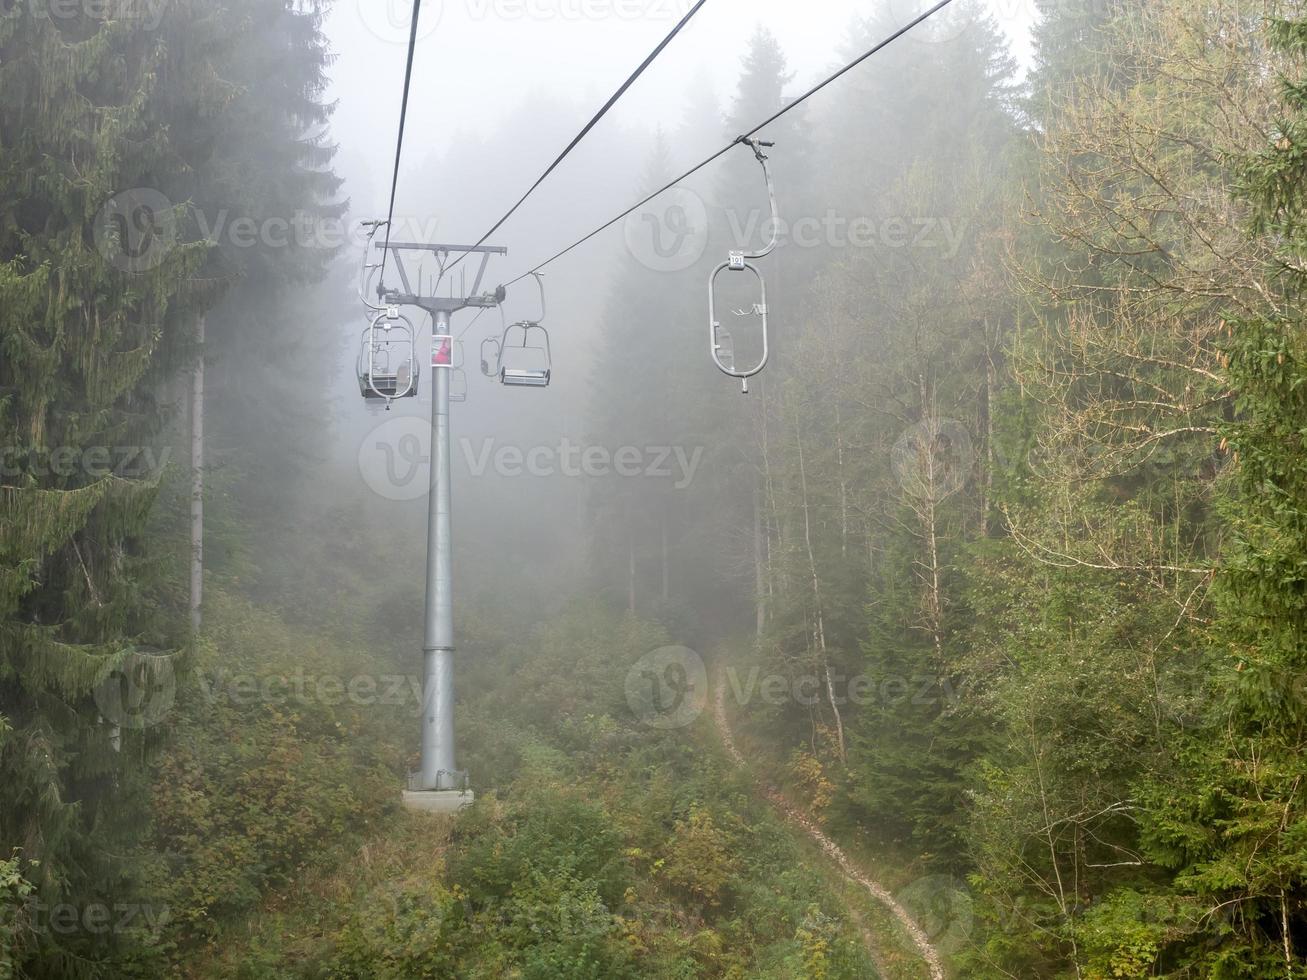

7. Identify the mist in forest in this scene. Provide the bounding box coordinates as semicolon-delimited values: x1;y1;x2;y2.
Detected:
9;0;1307;975
313;0;1036;621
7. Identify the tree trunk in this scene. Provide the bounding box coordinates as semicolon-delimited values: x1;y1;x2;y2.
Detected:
835;402;848;557
190;316;205;635
793;398;847;764
753;481;766;640
628;534;636;615
660;509;669;605
981;318;996;538
916;382;947;662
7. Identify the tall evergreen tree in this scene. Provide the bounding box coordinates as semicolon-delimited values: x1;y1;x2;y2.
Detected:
0;4;208;949
0;0;340;970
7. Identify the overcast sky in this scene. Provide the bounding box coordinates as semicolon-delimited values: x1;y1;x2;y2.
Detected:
324;0;1041;587
326;0;1039;218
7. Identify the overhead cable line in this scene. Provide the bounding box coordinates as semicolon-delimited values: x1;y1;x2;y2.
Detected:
456;305;490;342
377;0;425;290
442;0;712;275
502;0;956;288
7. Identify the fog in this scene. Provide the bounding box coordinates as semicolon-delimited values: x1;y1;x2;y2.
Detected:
15;0;1299;973
320;0;1038;612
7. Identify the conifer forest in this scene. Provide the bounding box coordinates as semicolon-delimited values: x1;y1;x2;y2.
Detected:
6;0;1307;976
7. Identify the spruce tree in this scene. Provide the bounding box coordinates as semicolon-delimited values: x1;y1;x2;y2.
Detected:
0;0;340;970
0;1;207;937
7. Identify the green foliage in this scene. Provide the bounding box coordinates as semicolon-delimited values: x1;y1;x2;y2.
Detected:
0;0;340;973
145;592;397;947
1078;889;1200;979
327;876;466;980
193;602;879;979
0;0;208;939
450;789;629;909
0;851;36;980
658;805;741;909
1119;18;1307;959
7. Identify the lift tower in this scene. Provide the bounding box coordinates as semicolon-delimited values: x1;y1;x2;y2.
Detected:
374;240;506;810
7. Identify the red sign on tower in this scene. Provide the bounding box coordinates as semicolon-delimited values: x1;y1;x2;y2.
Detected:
433;337;452;366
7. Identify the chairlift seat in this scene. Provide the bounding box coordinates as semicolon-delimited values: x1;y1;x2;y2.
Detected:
358;372;417;399
501;365;551;387
495;320;552;389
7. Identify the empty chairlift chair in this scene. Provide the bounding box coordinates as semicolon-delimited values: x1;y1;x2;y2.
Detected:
498;322;552;387
482;272;553;389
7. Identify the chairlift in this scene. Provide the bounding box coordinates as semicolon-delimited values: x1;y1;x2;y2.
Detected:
709;138;779;394
484;273;553;389
480;336;501;379
443;338;468;403
357;307;419;409
450;369;469;403
499;322;552;387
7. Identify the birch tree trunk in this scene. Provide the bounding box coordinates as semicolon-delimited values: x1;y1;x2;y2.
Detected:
660;510;669;605
913;381;947;662
628;535;636;615
835;402;848;557
753;481;766;640
981;318;996;538
190;316;205;635
793;398;847;763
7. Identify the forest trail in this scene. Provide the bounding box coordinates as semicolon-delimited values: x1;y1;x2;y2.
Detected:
713;667;947;980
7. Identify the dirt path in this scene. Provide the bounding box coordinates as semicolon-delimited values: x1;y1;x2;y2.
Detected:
713;668;947;980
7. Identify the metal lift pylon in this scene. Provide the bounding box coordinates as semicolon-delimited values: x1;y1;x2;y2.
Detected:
370;240;507;814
